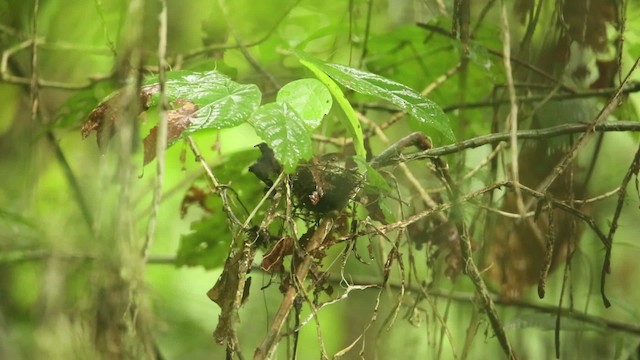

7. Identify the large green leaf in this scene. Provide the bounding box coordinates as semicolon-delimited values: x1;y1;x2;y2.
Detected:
298;57;367;158
276;78;332;131
249;102;313;173
145;70;262;133
296;52;455;145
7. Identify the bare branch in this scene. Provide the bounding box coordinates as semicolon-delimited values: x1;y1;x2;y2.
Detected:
393;121;640;167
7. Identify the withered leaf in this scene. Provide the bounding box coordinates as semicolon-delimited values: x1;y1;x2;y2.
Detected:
207;243;255;345
81;85;158;150
180;185;213;218
260;236;295;273
143;99;198;165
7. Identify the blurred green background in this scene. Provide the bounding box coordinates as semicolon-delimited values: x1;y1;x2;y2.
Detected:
1;0;640;359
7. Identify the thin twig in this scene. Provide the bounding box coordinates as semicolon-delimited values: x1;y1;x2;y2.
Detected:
142;0;168;262
357;0;374;69
601;143;640;306
232;32;280;89
45;132;94;230
432;153;517;359
1;39;114;90
573;186;621;204
186;136;243;227
327;273;640;338
416;22;571;91
241;172;284;230
500;1;526;220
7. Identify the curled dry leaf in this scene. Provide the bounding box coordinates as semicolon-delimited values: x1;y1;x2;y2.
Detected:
81;85;158;150
143;99;198;165
260;236;295;273
180;185;213;218
207;243;255;345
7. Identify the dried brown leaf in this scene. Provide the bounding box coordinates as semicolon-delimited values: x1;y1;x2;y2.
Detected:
207;243;256;345
80;85;157;150
143;99;197;165
260;237;295;273
180;185;212;218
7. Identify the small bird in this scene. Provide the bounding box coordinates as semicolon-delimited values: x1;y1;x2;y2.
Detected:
249;143;282;187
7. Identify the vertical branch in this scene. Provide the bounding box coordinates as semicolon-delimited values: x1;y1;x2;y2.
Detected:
93;0;155;358
26;0;40;209
357;0;374;69
29;0;39;125
537;204;556;298
500;0;526;218
432;158;517;359
601;143;640;305
254;218;333;360
142;0;168;262
29;0;94;232
454;0;470;113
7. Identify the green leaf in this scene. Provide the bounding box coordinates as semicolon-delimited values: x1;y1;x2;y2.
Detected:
145;70;262;133
296;52;455;145
297;56;367;158
249;102;313;173
276;78;332;131
176;215;230;270
353;156;392;193
379;197;397;223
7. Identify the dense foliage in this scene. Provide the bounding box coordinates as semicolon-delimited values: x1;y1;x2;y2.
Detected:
1;1;640;359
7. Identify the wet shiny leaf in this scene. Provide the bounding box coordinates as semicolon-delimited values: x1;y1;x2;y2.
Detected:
145;70;262;132
250;103;313;173
297;52;455;145
276;78;332;131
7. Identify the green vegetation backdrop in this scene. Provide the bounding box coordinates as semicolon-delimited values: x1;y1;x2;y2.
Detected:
1;0;640;359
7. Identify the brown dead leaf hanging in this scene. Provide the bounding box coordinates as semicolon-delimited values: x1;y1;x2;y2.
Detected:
142;99;198;165
207;243;255;346
180;185;213;218
260;236;295;273
81;85;158;150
